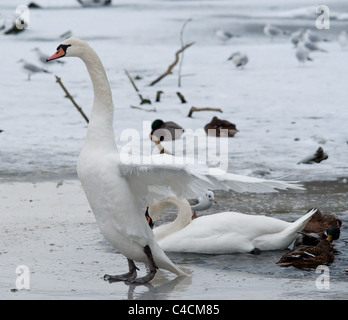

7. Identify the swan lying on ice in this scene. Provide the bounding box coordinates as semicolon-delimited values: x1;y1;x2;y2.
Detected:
149;195;318;254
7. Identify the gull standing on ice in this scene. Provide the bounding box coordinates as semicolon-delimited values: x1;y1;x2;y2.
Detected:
338;31;348;51
216;29;237;44
295;42;313;65
32;48;65;66
263;24;287;41
46;38;304;284
187;190;216;218
303;29;329;43
228;51;248;69
17;59;50;80
290;29;304;47
303;40;327;53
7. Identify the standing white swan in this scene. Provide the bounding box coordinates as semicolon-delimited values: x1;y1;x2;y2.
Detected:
47;38;304;284
149;195;318;254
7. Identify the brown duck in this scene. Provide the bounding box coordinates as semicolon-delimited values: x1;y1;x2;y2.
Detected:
204;116;238;137
303;209;342;233
293;227;340;247
276;239;335;269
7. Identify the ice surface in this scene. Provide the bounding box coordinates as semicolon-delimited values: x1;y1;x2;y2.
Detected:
1;0;348;183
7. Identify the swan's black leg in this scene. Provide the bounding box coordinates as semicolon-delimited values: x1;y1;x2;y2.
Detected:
104;258;138;283
126;245;157;285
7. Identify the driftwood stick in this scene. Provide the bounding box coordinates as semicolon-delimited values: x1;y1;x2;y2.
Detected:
176;92;187;103
130;105;156;112
55;75;89;123
125;69;151;104
149;42;195;86
125;69;139;92
178;18;192;87
155;90;164;102
187;106;223;118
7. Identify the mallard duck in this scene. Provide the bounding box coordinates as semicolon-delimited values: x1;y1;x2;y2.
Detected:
303;209;342;233
276;239;335;269
204;117;238;137
293;227;340;247
150;119;184;141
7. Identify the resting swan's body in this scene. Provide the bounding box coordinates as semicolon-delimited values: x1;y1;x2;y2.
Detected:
149;195;317;254
47;38;304;284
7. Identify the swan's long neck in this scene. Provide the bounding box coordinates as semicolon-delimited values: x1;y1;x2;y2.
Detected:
150;196;192;242
80;45;116;149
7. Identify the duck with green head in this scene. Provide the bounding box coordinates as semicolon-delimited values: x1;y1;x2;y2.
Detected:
294;227;340;247
150;119;184;141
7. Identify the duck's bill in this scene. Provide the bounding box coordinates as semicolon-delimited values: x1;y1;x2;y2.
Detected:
46;48;65;62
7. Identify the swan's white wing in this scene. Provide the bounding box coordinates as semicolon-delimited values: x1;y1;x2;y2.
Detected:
119;153;304;204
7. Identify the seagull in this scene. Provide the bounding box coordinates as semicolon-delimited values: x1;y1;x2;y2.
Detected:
60;30;73;40
17;59;51;80
290;29;304;47
295;42;313;65
303;29;329;43
32;48;65;66
216;29;237;44
338;31;348;51
303;40;327;53
187;190;216;218
227;51;248;69
263;24;288;41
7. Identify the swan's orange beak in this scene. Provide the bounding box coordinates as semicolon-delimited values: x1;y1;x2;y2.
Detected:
46;47;65;62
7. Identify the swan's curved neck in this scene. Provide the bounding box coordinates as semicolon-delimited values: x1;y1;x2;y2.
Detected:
149;195;192;242
80;45;115;147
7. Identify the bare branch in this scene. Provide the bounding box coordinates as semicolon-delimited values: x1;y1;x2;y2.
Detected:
176;92;187;103
130;105;156;112
178;18;192;87
55;75;89;123
125;69;151;104
149;42;195;86
187;106;223;118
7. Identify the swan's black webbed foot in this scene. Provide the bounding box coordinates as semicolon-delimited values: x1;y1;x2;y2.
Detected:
104;259;138;283
250;248;261;255
125;245;158;285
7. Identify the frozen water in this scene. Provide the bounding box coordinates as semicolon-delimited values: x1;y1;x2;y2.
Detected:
1;0;348;182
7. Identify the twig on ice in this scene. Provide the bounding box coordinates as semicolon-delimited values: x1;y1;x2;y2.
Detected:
187;106;223;118
178;18;192;87
125;69;151;105
149;42;195;86
55;75;89;123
